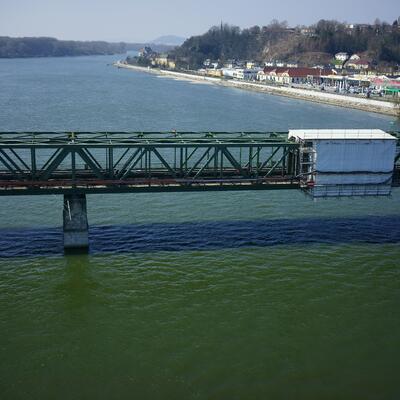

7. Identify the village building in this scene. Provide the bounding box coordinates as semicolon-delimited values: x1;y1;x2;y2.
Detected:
319;74;371;92
257;67;335;85
345;59;371;70
246;61;257;69
221;68;236;78
232;68;259;80
300;28;316;37
206;68;223;77
223;60;236;69
335;52;349;61
152;54;176;69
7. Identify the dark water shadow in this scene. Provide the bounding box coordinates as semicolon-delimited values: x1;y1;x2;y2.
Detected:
0;215;400;258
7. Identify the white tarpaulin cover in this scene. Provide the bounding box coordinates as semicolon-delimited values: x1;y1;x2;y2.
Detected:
315;172;392;185
314;139;396;174
289;129;397;196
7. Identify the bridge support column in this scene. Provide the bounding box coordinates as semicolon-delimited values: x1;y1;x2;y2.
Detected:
63;194;89;249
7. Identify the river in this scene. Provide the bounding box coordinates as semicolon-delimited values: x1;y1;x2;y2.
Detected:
0;54;399;399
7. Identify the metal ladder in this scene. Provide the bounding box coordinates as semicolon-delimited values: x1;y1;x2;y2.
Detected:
299;142;316;185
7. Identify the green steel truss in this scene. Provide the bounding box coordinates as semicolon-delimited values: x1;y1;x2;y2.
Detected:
0;132;300;195
1;131;399;195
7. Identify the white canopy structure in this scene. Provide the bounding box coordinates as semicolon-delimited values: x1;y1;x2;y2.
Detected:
289;129;397;197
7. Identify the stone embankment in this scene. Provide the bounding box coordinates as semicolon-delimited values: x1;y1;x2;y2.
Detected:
114;62;397;116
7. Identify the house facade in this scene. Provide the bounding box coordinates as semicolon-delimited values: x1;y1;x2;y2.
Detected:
233;68;259;80
152;54;176;69
345;59;370;70
335;52;349;61
258;67;334;85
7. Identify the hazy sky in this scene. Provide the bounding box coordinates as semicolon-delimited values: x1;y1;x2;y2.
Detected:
0;0;399;42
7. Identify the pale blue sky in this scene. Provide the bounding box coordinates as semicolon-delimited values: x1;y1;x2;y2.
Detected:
0;0;398;42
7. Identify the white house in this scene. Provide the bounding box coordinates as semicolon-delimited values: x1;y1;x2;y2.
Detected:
224;60;236;69
233;68;259;80
221;68;236;78
246;61;256;69
335;52;349;61
257;70;267;81
300;28;316;37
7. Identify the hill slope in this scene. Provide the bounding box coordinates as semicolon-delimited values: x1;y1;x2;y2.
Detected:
171;20;400;68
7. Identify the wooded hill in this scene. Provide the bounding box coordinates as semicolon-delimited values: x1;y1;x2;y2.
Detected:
0;37;173;58
171;20;400;69
0;37;128;58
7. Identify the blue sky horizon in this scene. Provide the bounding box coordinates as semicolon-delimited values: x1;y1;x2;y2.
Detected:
1;0;399;42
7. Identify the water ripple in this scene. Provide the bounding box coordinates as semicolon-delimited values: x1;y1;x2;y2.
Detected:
1;215;400;258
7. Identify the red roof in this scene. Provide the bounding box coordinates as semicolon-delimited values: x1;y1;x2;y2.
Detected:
350;59;370;65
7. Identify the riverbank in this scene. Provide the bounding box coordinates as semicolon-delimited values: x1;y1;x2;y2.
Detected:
114;62;397;116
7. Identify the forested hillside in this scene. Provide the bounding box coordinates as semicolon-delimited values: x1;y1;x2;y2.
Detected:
172;20;400;68
0;37;127;58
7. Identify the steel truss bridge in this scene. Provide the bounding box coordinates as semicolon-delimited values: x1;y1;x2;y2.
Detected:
0;131;399;196
0;132;303;195
1;131;399;249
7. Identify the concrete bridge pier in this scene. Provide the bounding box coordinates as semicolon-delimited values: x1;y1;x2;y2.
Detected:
63;194;89;250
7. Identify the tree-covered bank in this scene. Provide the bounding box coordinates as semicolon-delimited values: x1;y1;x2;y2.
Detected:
0;37;128;58
0;37;174;58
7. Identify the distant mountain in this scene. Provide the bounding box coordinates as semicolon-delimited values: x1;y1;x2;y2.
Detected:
150;35;186;46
